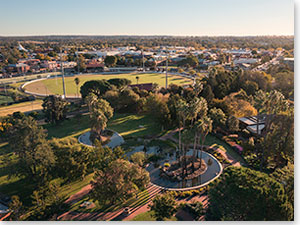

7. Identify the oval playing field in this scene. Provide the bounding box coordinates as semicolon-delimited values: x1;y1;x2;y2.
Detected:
23;73;192;97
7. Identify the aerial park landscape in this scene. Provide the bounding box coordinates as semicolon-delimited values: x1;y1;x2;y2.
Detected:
0;0;294;222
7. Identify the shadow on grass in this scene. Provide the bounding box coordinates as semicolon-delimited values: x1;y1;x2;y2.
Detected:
0;177;37;205
44;115;90;139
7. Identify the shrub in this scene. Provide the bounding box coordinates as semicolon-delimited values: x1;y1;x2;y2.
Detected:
28;111;39;119
207;158;213;166
131;152;146;167
147;154;163;162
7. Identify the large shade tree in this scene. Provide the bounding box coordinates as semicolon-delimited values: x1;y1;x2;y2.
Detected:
206;166;293;221
42;95;68;124
8;116;55;180
80;80;112;99
149;193;177;221
253;90;290;169
90;159;150;205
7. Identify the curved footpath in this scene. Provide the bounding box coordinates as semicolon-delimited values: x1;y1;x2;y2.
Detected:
78;130;125;149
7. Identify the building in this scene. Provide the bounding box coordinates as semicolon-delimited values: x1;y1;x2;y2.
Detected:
283;57;294;68
238;115;267;135
108;67;138;72
86;59;105;72
233;58;259;65
5;63;30;74
129;83;154;91
40;60;58;70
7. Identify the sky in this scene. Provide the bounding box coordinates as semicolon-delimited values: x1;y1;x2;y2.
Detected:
0;0;294;36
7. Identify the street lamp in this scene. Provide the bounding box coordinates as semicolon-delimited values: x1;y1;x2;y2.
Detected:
165;51;169;89
142;49;145;72
60;47;67;99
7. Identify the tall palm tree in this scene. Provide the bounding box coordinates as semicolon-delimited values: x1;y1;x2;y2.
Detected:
195;116;212;169
91;110;108;137
74;77;80;97
85;93;98;112
190;98;208;170
176;99;189;176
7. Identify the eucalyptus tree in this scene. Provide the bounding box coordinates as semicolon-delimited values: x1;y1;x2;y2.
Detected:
253;90;290;170
8;116;55;180
42;95;68;124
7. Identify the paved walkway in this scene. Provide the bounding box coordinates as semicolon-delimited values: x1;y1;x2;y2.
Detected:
58;184;161;221
64;184;92;205
78;131;125;149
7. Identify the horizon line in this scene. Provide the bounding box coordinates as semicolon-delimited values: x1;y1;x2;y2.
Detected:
0;34;294;38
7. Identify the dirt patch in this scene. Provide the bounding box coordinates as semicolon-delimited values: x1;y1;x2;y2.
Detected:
24;80;51;95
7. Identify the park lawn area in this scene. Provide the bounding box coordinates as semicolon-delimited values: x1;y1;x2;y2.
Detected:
107;113;163;138
24;73;192;96
58;173;94;200
0;141;95;206
0;100;43;117
0;142;37;205
44;113;163;140
131;210;178;221
9;82;26;89
0;95;13;105
44;115;91;139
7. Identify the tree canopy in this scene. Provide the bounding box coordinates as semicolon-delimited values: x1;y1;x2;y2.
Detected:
42;95;68;124
80;80;112;99
149;193;177;221
90;159;150;204
206;166;293;221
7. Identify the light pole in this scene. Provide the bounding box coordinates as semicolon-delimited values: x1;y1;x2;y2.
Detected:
60;47;67;99
165;52;169;89
77;47;80;75
142;49;145;72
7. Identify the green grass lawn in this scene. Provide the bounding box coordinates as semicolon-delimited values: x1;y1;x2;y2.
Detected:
108;113;163;138
44;115;91;139
0;100;43;117
0;142;34;204
131;210;178;221
24;73;192;96
0;95;13;105
0;140;94;205
44;113;163;140
0;112;162;208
